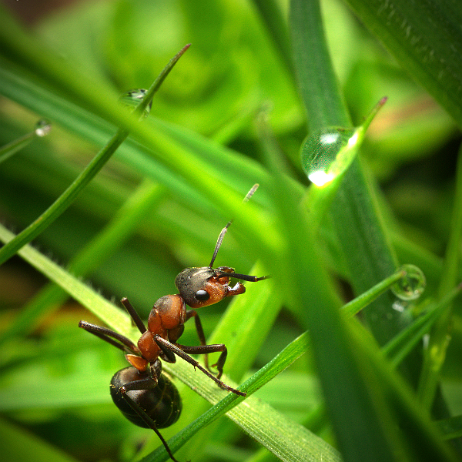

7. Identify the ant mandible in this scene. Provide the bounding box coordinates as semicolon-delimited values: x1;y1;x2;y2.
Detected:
79;184;267;462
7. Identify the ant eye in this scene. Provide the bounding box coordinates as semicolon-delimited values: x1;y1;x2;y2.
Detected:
195;290;209;301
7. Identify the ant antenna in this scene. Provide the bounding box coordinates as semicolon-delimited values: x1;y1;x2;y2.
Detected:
216;271;269;282
209;184;259;267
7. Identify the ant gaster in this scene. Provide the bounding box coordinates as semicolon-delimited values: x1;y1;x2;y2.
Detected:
79;185;267;462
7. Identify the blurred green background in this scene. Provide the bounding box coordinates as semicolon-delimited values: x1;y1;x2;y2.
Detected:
0;0;461;461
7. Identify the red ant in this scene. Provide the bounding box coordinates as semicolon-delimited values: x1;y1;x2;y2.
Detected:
79;185;267;462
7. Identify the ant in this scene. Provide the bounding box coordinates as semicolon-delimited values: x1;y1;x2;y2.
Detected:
79;185;267;462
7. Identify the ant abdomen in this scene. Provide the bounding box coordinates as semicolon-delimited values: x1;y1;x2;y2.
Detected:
110;367;182;429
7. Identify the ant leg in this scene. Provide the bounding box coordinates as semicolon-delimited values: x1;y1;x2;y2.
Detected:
185;310;211;371
154;336;246;397
120;298;147;334
180;344;227;379
78;321;139;354
119;382;180;462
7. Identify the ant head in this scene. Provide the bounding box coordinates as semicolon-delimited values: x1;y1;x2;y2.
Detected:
175;265;267;309
175;266;232;308
175;185;268;308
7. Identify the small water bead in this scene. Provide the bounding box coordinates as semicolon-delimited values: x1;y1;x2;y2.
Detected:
34;119;52;137
391;264;426;301
392;299;407;312
300;126;358;186
119;89;152;117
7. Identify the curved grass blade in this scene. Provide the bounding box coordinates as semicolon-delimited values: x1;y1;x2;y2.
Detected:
142;332;340;462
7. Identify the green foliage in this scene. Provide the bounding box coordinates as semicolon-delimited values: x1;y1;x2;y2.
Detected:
0;1;461;462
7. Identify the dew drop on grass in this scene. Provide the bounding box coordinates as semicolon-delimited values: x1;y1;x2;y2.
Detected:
301;97;388;187
391;264;426;301
34;119;52;137
119;89;152;117
301;127;358;186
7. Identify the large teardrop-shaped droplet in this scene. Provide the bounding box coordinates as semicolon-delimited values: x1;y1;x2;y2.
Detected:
301;126;358;186
119;89;152;117
301;97;387;187
391;264;426;301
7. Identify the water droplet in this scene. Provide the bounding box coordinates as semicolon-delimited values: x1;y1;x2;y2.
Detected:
301;97;388;187
119;89;152;117
301;127;359;186
422;333;430;349
391;264;426;300
34;119;52;137
392;300;406;312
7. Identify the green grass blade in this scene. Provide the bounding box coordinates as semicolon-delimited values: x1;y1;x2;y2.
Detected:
352;323;459;461
0;46;188;267
291;0;412;356
0;130;34;164
143;332;339;462
383;286;462;368
273;163;458;461
342;0;462;129
0;181;163;346
340;267;404;317
290;0;349;129
207;263;280;381
259;46;457;459
250;0;294;77
0;58;277;218
418;146;462;407
0;127;129;266
262;107;403;462
0;223;131;336
0;9;271;215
